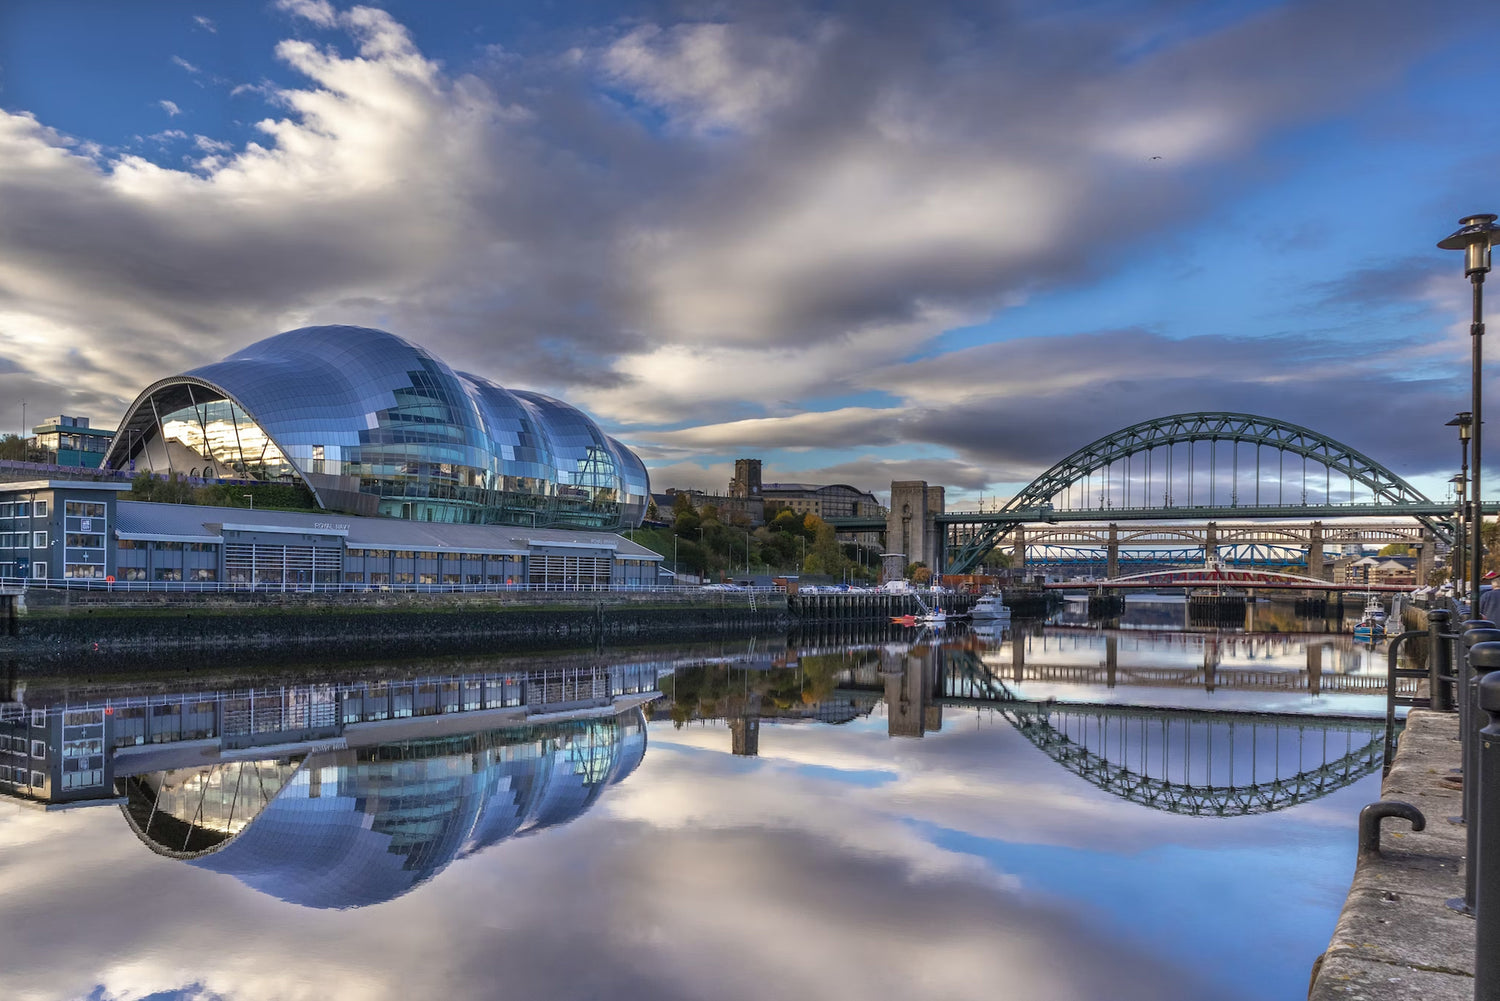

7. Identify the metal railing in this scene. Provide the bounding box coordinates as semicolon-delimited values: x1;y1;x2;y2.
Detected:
0;575;786;597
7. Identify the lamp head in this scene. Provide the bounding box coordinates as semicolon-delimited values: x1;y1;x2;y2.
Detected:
1438;214;1500;276
1448;411;1474;440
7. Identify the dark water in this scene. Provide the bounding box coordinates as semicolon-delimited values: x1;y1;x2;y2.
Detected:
0;601;1397;1001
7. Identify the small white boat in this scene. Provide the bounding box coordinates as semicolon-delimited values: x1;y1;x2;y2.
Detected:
969;595;1011;621
916;609;949;625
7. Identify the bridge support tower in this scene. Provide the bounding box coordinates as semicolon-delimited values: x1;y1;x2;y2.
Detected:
1106;524;1119;579
889;481;945;575
1013;524;1027;577
1308;521;1326;581
1205;522;1217;563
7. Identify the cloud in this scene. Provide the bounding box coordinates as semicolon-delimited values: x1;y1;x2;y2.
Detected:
0;0;1483;490
171;55;200;75
193;15;216;33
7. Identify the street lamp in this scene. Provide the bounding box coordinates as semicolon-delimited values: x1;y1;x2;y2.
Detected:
1446;417;1470;591
1439;213;1500;612
242;493;254;510
1452;473;1468;587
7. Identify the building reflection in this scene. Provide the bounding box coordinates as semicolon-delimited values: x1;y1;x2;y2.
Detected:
1;659;660;908
121;708;646;908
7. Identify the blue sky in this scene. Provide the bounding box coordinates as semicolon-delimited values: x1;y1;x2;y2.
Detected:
1;0;1498;506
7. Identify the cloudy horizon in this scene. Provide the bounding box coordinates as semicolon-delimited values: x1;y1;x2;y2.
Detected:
2;0;1497;506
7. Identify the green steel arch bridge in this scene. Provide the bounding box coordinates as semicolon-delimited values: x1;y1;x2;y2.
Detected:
828;411;1483;574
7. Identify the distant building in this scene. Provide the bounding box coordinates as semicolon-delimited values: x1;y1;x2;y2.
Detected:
1342;555;1417;586
730;458;762;498
760;482;884;521
30;415;113;467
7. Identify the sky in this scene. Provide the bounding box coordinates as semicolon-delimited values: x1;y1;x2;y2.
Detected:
1;0;1498;508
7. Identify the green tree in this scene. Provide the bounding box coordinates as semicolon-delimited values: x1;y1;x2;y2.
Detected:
1377;543;1413;557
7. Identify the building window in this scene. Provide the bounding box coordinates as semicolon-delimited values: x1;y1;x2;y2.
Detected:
418;573;437;585
15;503;28;518
191;568;217;581
64;565;103;579
31;710;46;728
154;568;183;581
344;572;365;583
393;550;415;559
34;501;47;518
443;574;460;584
30;771;45;788
65;502;106;518
153;541;183;551
395;572;414;584
32;562;47;579
370;572;389;584
66;534;105;548
346;548;364;558
32;531;46;548
117;539;141;550
31;740;45;759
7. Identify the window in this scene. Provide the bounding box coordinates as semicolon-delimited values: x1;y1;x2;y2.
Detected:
32;531;46;548
154;568;183;581
31;710;46;728
153;541;183;551
34;500;47;518
65;565;103;579
14;503;28;517
31;740;45;759
187;543;216;552
465;574;482;585
117;539;141;550
30;771;45;788
393;550;415;559
418;573;437;585
344;572;365;583
395;572;414;584
346;548;364;558
66;534;105;548
65;502;105;518
417;551;440;560
190;569;216;581
32;562;47;579
443;574;460;584
370;572;389;584
365;549;390;558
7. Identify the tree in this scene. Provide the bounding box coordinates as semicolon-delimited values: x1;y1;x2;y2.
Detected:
1377;543;1413;557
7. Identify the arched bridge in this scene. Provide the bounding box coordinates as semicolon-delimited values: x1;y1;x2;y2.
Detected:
829;412;1472;574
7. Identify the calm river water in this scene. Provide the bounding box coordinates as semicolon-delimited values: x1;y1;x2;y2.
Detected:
0;597;1398;1001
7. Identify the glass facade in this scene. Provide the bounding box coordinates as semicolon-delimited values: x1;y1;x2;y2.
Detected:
103;326;649;530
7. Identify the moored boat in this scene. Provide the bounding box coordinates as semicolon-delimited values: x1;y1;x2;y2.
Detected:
969;595;1011;621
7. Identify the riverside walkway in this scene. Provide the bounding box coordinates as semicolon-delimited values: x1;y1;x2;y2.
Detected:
1309;710;1472;999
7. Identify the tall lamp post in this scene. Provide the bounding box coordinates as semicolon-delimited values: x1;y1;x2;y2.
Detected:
1439;214;1500;613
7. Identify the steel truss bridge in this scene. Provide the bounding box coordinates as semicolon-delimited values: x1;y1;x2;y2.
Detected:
828;412;1481;574
1026;544;1308;571
835;644;1389;816
1047;565;1411;592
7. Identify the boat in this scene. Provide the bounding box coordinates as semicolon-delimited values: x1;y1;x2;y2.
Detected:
969;595;1011;622
1353;618;1385;642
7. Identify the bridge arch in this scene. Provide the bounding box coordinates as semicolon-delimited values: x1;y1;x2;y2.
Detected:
1010;412;1431;514
944;412;1445;573
1002;704;1386;816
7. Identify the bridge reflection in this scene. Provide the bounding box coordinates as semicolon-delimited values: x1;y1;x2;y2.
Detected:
834;640;1387;816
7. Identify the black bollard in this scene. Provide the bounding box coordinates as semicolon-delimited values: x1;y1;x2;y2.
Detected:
1475;672;1500;999
1463;631;1500;824
1463;642;1500;915
1432;609;1455;711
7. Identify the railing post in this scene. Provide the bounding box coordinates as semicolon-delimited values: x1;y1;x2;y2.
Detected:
1463;642;1500;916
1475;671;1500;1000
1432;609;1455;711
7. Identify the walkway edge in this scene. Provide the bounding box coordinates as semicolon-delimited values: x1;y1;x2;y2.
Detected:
1309;710;1471;999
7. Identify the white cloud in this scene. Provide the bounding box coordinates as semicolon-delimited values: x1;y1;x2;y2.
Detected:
157;99;181;116
171;55;200;75
193;15;216;33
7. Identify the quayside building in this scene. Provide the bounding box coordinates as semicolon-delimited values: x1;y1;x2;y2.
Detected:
0;325;663;587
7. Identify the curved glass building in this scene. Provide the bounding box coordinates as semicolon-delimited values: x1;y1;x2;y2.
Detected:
101;325;650;530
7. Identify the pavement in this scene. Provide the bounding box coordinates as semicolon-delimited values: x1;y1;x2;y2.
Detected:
1308;710;1472;999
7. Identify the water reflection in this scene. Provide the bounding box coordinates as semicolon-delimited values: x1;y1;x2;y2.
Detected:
120;709;647;908
654;631;1388;816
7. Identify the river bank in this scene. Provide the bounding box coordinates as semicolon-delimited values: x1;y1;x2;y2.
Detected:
1308;710;1472;999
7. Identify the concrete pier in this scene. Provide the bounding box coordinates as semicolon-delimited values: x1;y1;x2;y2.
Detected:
1308;710;1471;999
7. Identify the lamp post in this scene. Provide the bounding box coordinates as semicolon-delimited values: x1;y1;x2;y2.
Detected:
1450;413;1474;589
1439;214;1500;613
1454;473;1470;587
242;493;254;510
